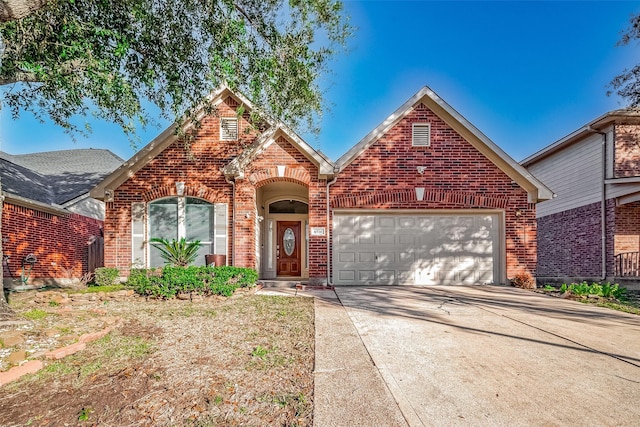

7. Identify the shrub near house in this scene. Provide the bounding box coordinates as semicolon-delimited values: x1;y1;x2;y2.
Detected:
128;266;258;299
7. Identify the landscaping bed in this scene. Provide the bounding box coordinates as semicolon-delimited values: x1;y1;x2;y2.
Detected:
535;283;640;315
0;287;315;426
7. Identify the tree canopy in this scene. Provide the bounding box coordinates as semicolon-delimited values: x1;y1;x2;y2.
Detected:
610;12;640;108
0;0;351;137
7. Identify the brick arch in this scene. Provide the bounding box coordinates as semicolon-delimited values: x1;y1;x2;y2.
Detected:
140;184;226;203
249;167;311;188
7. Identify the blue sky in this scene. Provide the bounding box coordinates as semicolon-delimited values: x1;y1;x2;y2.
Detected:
1;1;640;162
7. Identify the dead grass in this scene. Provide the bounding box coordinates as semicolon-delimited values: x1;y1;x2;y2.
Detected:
0;291;315;426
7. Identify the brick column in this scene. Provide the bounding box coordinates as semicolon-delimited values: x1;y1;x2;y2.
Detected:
233;179;257;269
308;179;328;285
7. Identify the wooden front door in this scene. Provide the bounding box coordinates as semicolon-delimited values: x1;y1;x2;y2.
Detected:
277;221;301;276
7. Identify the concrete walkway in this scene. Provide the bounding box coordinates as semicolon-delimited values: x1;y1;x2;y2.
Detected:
260;284;640;426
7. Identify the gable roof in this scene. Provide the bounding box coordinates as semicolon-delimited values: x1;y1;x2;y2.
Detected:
521;109;640;166
222;124;335;178
92;87;335;199
1;149;123;211
336;86;554;203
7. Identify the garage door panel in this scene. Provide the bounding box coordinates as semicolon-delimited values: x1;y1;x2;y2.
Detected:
377;270;396;284
399;234;416;245
338;252;356;263
359;270;375;282
338;270;355;281
358;233;375;244
337;234;356;245
378;217;396;228
379;233;395;245
334;213;499;285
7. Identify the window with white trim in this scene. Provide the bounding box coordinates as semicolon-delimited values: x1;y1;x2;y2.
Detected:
147;197;227;267
412;123;431;147
220;117;238;141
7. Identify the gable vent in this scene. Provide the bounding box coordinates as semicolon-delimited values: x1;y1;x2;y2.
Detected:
220;117;238;141
412;123;431;147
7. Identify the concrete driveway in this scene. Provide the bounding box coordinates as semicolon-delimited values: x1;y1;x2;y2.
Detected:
317;285;640;426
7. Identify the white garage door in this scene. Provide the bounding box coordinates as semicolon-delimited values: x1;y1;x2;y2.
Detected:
333;213;500;285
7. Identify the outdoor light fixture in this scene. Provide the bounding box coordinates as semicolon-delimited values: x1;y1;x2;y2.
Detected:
417;166;427;174
176;181;185;196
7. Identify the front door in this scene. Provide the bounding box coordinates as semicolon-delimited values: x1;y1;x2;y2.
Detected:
277;221;301;276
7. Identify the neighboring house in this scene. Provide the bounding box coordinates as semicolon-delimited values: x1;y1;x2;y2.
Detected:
522;110;640;285
91;86;551;286
1;149;123;288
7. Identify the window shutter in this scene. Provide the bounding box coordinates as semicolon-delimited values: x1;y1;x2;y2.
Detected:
220;117;238;141
412;123;431;147
214;203;228;260
131;202;146;267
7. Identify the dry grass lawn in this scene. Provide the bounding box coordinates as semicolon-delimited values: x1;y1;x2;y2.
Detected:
0;290;315;426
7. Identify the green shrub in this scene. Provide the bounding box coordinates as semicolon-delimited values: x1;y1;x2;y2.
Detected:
150;237;201;267
559;281;627;300
93;267;120;287
128;266;258;299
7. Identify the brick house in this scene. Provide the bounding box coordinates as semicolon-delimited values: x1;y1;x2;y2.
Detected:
92;86;551;285
522;110;640;285
1;149;123;288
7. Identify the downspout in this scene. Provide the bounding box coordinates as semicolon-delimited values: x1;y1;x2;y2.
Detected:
326;174;338;285
225;176;236;266
587;125;607;281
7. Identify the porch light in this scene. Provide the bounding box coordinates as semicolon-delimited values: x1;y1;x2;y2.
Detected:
176;181;185;196
415;187;425;201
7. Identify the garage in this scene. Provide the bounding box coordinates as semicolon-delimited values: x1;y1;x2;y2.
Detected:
333;212;501;285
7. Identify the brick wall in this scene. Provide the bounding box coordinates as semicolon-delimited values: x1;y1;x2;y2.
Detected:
330;102;537;279
246;136;327;281
2;202;103;282
613;200;640;257
614;124;640;178
105;97;249;274
536;201;602;279
105;96;329;281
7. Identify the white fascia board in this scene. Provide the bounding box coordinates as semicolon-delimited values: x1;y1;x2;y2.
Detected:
3;192;70;216
274;124;336;176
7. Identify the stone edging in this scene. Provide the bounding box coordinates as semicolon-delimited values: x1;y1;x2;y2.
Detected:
0;318;123;386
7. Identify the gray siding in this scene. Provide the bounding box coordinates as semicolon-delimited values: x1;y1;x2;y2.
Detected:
528;133;603;218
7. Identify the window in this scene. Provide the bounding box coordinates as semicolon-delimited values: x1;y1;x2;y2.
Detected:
412;123;431;147
269;200;309;214
220;117;238;141
146;197;227;267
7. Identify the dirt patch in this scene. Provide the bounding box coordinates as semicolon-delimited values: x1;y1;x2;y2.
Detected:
0;289;315;426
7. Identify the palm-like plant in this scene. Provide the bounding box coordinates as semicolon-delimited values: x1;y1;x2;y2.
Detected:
150;237;201;267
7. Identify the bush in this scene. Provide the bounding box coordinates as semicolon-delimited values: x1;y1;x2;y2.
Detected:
560;281;627;300
127;266;258;299
511;272;536;289
93;267;120;287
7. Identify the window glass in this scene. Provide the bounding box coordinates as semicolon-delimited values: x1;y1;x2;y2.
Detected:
186;198;214;242
269;200;308;214
147;197;225;268
149;198;178;267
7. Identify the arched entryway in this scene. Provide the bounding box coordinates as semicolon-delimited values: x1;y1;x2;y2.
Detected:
257;182;309;279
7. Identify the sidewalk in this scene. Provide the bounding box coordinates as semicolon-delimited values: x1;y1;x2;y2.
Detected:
312;291;407;426
258;286;407;426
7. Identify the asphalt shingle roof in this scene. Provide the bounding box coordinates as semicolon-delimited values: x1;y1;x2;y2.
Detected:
0;148;123;206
